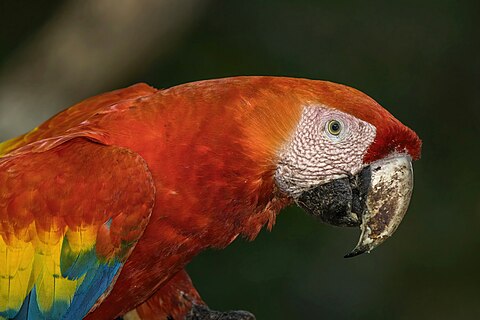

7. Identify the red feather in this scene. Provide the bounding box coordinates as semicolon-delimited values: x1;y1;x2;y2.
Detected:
1;76;421;319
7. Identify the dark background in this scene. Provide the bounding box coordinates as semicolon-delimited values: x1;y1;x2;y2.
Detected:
1;1;479;319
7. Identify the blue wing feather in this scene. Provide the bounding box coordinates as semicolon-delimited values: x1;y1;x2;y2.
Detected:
62;260;122;319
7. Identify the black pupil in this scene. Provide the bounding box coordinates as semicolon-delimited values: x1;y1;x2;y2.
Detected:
331;121;340;132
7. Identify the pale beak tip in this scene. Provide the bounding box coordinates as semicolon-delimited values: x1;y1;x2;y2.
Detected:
344;156;414;259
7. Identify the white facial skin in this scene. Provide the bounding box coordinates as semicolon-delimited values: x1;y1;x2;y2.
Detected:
275;105;376;198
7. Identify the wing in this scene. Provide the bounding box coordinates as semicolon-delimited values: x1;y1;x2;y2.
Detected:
0;138;155;320
0;83;157;157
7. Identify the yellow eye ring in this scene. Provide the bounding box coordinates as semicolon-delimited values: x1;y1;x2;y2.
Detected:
327;120;342;136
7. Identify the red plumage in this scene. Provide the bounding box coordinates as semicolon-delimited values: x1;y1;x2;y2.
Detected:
0;76;421;319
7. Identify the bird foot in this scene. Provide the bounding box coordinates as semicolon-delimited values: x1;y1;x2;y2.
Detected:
186;304;255;320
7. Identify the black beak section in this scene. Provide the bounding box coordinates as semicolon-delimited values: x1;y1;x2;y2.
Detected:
296;156;414;258
296;168;371;228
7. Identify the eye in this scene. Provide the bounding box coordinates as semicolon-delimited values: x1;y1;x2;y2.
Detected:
326;120;342;136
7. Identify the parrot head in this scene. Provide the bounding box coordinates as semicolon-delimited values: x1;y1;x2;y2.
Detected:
244;78;421;257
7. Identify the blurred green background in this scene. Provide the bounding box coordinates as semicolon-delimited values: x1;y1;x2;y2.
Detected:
1;1;479;319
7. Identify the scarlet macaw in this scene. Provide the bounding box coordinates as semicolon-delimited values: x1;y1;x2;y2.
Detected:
0;77;421;319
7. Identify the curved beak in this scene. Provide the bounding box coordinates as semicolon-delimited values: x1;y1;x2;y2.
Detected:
344;156;413;257
296;155;414;258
